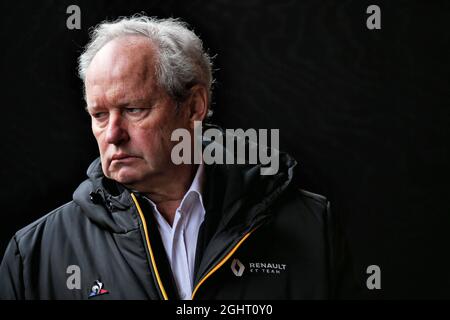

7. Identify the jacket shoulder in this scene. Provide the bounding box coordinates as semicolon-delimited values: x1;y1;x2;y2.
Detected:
268;186;331;236
298;188;328;204
297;188;330;214
15;201;84;244
288;187;330;214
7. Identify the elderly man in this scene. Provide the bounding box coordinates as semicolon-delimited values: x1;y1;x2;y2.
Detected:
0;16;353;300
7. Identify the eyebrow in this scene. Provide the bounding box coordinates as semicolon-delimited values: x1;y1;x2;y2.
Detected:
85;98;153;112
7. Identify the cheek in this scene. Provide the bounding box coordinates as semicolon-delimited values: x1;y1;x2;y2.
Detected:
93;130;107;152
133;126;172;158
91;130;110;167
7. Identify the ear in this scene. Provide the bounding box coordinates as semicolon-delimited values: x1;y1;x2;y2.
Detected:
185;85;208;129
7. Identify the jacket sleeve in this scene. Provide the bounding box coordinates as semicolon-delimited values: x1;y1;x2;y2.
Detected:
0;236;25;300
326;201;363;299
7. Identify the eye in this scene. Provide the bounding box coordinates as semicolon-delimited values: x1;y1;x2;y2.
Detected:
125;108;143;114
92;111;107;119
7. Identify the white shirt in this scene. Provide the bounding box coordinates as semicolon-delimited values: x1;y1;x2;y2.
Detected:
145;163;206;300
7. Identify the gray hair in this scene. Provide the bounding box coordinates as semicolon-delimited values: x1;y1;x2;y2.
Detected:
78;15;214;117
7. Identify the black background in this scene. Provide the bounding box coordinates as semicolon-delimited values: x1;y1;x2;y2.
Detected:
1;0;449;299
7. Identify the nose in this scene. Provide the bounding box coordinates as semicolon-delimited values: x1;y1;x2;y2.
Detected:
105;112;129;145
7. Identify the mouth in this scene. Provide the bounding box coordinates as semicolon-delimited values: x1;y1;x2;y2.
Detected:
110;154;139;162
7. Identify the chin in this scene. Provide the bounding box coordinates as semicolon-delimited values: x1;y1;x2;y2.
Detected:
109;169;141;185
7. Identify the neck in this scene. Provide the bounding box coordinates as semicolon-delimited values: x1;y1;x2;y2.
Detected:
139;164;198;226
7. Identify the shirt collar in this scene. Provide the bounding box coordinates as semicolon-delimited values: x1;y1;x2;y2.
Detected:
178;163;205;215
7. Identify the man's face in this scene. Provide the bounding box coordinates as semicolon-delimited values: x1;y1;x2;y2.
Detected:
84;36;190;190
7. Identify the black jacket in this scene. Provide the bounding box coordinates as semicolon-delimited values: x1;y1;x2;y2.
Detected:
0;147;354;300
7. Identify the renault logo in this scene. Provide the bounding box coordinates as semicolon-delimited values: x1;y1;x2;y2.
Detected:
231;259;245;277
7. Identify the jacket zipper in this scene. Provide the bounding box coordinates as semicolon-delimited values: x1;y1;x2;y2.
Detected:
191;226;258;300
130;193;169;300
